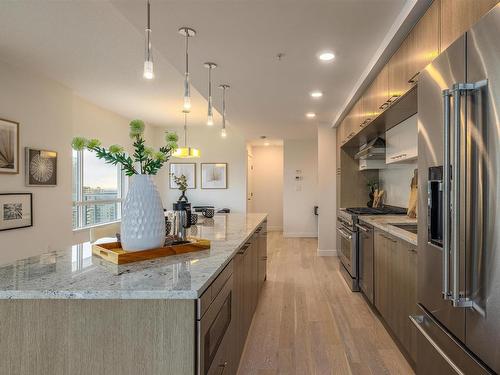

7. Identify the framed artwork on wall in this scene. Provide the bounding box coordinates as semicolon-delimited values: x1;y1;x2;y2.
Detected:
169;163;196;189
25;148;58;186
0;193;33;231
201;163;227;189
0;118;19;174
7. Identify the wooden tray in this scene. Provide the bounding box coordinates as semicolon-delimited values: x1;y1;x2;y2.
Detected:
92;238;211;265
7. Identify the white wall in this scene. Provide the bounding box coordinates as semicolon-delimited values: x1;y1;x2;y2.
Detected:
379;161;416;207
317;124;337;255
154;126;247;214
250;145;283;231
0;60;155;263
283;139;318;237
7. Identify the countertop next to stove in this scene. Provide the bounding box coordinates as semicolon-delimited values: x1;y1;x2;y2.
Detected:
358;215;417;246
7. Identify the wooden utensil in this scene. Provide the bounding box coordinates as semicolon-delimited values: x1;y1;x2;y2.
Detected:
407;169;418;218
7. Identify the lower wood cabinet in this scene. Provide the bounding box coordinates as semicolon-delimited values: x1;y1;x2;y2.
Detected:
232;221;267;374
374;229;418;363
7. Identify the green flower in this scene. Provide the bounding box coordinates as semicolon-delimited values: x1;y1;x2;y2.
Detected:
144;147;155;158
108;144;124;154
165;132;178;143
154;152;166;162
167;141;178;150
129;119;145;138
71;137;88;151
86;138;101;149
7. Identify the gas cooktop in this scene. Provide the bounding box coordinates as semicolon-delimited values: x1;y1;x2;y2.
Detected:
345;206;407;215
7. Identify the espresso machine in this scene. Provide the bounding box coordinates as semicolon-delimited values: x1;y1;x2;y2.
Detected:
171;201;192;243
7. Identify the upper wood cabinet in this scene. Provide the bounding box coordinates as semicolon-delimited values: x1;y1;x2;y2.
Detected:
388;36;414;104
362;64;389;127
441;0;498;51
409;0;441;83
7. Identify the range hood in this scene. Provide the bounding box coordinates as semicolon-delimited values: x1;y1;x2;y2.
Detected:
354;137;386;160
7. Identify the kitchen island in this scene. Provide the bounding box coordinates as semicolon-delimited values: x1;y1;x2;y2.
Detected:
0;213;267;375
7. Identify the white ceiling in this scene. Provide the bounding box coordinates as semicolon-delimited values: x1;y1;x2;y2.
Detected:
0;0;410;141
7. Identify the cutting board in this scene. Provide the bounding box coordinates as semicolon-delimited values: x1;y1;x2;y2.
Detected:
407;169;418;218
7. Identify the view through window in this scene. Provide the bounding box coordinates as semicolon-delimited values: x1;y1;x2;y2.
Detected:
72;150;124;229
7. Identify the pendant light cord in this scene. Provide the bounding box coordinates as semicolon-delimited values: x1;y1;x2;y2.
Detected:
185;33;189;75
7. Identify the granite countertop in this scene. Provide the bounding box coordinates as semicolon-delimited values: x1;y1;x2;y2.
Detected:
0;213;267;300
358;215;418;246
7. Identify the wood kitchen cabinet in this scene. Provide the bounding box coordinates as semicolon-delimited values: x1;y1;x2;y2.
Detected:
374;229;418;363
257;221;268;290
440;0;498;51
409;0;440;83
363;64;389;127
388;36;414;105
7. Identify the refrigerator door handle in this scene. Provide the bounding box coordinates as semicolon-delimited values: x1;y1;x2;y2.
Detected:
442;88;452;300
410;315;465;375
449;80;487;308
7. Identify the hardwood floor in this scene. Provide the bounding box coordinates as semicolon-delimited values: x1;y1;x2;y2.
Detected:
237;232;414;375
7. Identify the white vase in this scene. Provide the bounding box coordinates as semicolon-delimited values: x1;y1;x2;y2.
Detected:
121;174;165;251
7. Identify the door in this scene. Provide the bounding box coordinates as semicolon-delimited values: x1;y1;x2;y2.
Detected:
464;7;500;373
417;34;466;341
358;223;374;303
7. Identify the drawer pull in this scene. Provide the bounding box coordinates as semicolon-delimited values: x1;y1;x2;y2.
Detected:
218;361;228;375
408;71;420;84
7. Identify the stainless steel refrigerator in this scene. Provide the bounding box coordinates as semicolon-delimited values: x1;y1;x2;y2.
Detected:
415;5;500;374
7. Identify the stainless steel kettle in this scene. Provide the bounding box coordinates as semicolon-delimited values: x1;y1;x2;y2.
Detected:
171;201;192;243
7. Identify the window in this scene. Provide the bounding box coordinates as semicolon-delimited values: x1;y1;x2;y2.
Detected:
72;150;125;229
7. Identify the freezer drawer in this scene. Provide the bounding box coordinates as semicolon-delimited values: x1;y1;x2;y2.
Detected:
411;305;492;375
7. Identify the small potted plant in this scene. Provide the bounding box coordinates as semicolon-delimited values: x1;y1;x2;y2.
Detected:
172;174;189;202
72;120;178;251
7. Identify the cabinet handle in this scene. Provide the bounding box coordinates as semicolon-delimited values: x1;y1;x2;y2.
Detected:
218;361;228;375
390;153;407;160
408;71;420;84
379;102;389;110
388;94;401;103
408;248;417;254
380;233;397;243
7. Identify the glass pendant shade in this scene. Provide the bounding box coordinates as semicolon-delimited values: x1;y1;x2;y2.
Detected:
219;84;229;138
143;1;154;80
173;147;200;158
205;62;217;126
183;73;191;111
220;128;227;138
179;27;195;113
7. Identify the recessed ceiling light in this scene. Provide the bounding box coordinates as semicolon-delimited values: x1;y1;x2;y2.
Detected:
306;112;316;118
319;51;335;61
310;91;323;98
264;142;270;146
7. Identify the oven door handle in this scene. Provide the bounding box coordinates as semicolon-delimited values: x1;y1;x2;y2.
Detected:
356;223;370;233
337;227;352;240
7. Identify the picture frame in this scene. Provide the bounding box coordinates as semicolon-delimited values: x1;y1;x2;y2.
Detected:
201;163;228;189
25;148;58;186
169;163;196;189
0;193;33;231
0;118;20;174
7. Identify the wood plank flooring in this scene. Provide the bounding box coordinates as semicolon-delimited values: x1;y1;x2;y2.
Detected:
237;232;414;375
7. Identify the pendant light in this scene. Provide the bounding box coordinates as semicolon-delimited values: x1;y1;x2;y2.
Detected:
173;111;200;158
204;62;217;126
178;27;196;112
143;0;154;80
219;84;230;138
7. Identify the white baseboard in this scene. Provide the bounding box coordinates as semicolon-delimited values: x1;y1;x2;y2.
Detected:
268;226;283;232
317;248;338;256
283;232;318;238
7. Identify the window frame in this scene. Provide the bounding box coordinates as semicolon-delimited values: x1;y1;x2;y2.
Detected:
72;150;126;230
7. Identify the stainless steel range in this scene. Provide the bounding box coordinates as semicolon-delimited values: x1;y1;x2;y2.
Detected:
337;206;407;291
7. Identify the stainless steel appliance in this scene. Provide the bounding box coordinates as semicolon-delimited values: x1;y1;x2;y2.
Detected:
337;206;406;291
357;222;374;304
415;6;500;374
172;201;192;242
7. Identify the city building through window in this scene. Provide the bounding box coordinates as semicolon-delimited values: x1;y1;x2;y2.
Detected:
72;150;124;229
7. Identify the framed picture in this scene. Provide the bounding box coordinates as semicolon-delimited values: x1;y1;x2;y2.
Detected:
169;163;196;189
0;118;19;174
0;193;33;231
25;148;57;186
201;163;227;189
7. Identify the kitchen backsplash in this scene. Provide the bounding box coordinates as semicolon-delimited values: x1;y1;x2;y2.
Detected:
379;161;417;208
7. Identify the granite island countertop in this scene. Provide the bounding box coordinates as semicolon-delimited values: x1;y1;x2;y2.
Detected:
0;213;267;300
358;214;417;246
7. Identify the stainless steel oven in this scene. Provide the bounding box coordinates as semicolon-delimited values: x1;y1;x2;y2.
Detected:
197;270;233;375
337;211;358;291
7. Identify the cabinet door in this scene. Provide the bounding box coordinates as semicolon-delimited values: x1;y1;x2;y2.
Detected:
374;230;390;319
441;0;498;51
362;65;389;129
388;37;413;104
410;0;440;82
257;224;267;289
401;240;418;362
232;253;245;368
